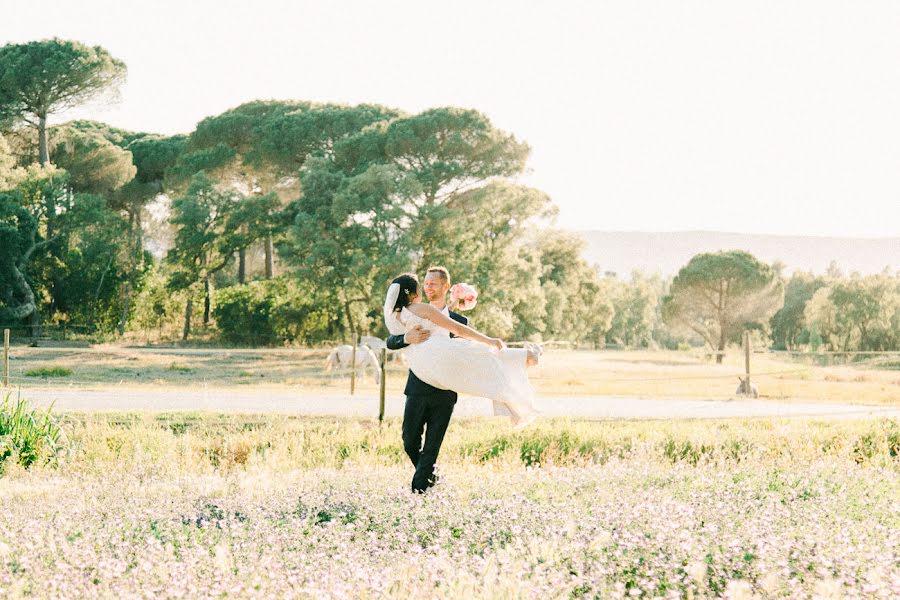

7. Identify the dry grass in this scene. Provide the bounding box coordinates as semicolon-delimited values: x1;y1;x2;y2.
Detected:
5;344;899;405
528;350;900;405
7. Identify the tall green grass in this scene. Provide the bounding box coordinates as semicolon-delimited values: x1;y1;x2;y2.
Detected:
0;391;65;472
25;366;73;377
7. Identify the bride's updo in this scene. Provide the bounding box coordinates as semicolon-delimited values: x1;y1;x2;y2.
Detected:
391;273;419;312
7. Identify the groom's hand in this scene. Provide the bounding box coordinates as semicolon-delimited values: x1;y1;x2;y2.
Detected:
404;326;430;345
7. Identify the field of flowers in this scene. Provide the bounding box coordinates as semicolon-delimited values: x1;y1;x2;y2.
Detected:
0;414;898;598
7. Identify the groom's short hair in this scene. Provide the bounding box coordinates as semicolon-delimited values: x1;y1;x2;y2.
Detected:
426;266;451;285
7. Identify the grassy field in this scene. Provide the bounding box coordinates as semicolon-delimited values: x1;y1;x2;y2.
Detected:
0;413;897;598
6;344;900;405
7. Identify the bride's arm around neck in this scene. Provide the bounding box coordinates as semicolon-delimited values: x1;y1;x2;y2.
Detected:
406;304;500;349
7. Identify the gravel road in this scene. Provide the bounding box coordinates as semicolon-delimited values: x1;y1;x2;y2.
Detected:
19;387;899;420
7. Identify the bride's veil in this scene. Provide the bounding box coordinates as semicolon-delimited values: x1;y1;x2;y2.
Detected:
383;283;406;335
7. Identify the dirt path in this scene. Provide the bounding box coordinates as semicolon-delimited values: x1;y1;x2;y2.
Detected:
17;387;899;420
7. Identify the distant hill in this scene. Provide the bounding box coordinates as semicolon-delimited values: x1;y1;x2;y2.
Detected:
575;231;900;277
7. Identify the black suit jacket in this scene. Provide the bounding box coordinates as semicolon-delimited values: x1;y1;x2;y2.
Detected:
386;310;468;400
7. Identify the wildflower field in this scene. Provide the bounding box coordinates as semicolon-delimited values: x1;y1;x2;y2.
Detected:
0;413;898;598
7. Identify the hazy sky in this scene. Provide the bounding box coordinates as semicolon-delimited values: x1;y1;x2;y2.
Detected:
3;0;899;237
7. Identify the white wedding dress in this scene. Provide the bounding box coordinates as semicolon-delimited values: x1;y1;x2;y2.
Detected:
389;304;538;426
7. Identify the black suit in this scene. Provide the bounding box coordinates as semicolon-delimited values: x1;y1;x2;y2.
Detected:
386;309;468;493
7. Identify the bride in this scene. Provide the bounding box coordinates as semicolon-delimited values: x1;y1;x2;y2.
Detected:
384;273;540;429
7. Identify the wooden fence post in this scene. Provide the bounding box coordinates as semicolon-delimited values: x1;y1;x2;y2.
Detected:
3;329;9;387
350;333;358;395
379;347;386;423
744;330;751;388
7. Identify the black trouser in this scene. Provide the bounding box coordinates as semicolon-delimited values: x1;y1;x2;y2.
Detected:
402;394;455;493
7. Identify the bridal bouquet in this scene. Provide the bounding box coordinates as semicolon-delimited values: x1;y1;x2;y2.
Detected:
450;283;478;311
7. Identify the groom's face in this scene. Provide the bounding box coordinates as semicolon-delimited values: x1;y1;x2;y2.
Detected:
423;272;449;303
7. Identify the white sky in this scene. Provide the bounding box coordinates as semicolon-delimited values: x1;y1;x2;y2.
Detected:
3;0;900;237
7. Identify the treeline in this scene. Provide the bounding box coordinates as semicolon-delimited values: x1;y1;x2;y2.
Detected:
1;40;897;353
772;267;900;352
0;39;611;346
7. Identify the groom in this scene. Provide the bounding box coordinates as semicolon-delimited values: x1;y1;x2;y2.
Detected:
386;266;467;494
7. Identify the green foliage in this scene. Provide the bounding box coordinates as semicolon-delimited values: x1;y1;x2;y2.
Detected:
258;102;399;170
0;39;125;120
535;231;614;345
433;183;554;338
663;251;784;361
0;392;65;472
25;366;72;377
130;264;189;338
213;277;339;345
167;171;237;289
283;157;408;335
165;101;394;295
166;143;236;186
0;186;41;322
283;108;541;338
606;272;661;348
769;272;827;350
127;133;188;184
107;131;186;225
50;125;136;193
0;113;140;333
804;273;900;351
52;194;138;332
0;133;24;190
0;39;126;165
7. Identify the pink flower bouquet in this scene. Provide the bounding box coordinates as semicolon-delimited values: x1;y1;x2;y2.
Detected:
450;283;478;311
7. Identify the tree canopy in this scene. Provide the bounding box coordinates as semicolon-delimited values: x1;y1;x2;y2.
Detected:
662;250;784;362
0;39;126;165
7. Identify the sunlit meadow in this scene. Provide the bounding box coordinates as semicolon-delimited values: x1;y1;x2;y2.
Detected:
0;414;897;598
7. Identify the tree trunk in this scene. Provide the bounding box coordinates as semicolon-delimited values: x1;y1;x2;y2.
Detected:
90;255;114;333
238;248;246;284
203;277;211;325
716;280;726;364
38;114;50;166
716;335;726;364
8;263;36;319
716;317;727;364
183;297;193;340
29;307;41;345
38;114;56;251
10;258;39;342
118;282;131;337
133;198;145;270
264;236;274;279
342;298;356;343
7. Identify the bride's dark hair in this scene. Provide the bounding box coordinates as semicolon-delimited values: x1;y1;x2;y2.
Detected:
391;273;419;312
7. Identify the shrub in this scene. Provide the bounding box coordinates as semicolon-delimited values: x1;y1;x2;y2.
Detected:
213;277;340;345
25;366;73;377
0;392;65;471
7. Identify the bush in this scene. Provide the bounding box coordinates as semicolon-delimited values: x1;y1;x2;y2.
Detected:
25;366;72;377
0;392;65;472
130;264;189;340
213;277;340;346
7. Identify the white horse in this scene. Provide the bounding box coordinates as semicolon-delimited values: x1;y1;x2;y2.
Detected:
360;336;386;351
360;335;408;365
324;345;381;384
